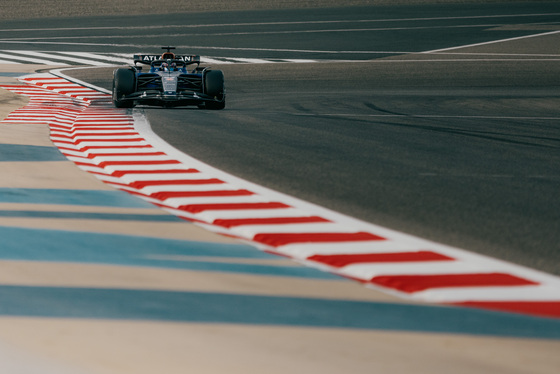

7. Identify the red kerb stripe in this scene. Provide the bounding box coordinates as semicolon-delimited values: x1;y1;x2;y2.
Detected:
130;179;224;188
253;231;386;247
69;132;139;137
111;168;199;177
307;251;455;268
370;273;539;293
58;90;101;94
72;119;131;122
23;77;64;79
177;202;291;213
74;138;145;144
87;152;166;158
51;134;72;139
79;145;154;151
96;160;181;167
152;189;254;200
70;126;134;129
213;216;331;228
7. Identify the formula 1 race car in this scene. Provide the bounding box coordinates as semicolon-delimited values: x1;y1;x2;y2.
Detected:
112;47;225;109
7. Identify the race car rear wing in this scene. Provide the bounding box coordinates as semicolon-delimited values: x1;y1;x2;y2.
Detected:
133;54;201;65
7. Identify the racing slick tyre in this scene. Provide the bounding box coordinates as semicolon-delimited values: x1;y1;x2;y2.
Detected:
204;70;225;110
113;68;136;108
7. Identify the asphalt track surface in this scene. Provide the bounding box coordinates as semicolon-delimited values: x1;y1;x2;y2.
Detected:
35;1;560;275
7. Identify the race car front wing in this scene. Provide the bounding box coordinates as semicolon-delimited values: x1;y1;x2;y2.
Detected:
117;90;225;108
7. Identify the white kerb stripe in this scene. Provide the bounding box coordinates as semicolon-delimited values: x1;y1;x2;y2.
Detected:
338;261;507;280
412;284;560;303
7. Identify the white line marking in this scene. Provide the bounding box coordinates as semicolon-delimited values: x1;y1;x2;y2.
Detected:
342;261;500;279
200;57;235;64
293;113;560;120
423;29;560;53
0;51;68;65
225;57;276;64
5;50;111;66
5;46;559;62
416;285;560;302
57;51;131;64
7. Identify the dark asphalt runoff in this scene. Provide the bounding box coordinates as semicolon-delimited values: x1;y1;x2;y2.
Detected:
8;1;559;274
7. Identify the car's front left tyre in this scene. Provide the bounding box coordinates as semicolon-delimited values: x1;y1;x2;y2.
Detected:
113;68;136;108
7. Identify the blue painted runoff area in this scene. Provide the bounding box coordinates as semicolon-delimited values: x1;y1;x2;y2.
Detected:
0;144;66;162
0;225;336;279
0;285;558;339
0;188;155;208
0;210;183;222
0;72;25;77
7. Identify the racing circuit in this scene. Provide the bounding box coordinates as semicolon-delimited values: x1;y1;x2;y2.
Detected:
0;1;559;373
41;3;560;275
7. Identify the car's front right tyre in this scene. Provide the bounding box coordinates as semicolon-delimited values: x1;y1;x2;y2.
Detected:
204;70;225;110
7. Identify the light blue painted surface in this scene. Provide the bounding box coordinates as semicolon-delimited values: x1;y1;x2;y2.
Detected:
0;225;337;279
0;144;66;162
0;210;183;221
0;285;558;339
0;188;156;208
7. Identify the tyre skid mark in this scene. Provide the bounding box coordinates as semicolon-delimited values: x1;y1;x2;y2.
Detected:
2;73;560;319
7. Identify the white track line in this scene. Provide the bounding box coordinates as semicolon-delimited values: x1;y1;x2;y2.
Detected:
423;29;560;53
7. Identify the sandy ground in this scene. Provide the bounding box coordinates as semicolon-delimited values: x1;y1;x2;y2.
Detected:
0;318;558;374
